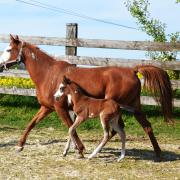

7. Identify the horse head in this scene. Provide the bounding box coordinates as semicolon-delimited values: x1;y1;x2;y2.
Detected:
54;76;81;102
0;34;24;72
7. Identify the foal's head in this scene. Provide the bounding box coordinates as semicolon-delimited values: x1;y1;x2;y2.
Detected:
0;35;24;71
54;76;82;102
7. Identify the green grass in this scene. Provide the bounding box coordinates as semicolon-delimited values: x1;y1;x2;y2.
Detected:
0;94;179;140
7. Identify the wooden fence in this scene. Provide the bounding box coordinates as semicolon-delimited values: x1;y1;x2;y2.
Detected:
0;23;180;107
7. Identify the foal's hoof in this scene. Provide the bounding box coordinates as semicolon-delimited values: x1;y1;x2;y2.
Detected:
62;152;67;157
15;146;24;153
117;156;125;162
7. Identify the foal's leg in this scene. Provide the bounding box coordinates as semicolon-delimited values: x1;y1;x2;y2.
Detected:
111;115;126;161
55;104;85;157
68;116;85;158
63;138;71;157
63;111;76;156
17;106;52;152
88;116;110;159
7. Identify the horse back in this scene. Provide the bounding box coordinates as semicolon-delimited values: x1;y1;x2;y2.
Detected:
65;66;141;103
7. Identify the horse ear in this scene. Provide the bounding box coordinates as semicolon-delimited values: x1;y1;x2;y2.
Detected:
10;34;20;44
15;35;19;40
10;34;15;42
63;76;71;84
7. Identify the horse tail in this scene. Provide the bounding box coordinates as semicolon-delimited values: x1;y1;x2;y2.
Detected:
134;65;173;123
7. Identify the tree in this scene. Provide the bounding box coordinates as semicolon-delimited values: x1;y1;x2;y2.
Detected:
125;0;180;79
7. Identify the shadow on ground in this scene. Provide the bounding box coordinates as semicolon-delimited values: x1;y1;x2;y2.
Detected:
99;147;180;162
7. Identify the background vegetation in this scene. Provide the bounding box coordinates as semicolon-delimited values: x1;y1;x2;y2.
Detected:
125;0;180;79
0;94;179;139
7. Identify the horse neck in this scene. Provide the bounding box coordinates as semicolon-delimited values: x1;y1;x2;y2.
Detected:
22;43;55;85
71;91;87;107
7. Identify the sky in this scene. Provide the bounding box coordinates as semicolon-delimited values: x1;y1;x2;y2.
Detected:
0;0;179;59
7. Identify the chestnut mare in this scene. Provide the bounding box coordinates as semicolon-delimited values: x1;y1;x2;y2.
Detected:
0;35;173;160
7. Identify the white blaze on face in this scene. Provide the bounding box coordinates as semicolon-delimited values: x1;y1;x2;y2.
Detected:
0;45;12;63
54;83;65;99
67;94;72;105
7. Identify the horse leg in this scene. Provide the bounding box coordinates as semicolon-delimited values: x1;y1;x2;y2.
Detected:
55;104;85;157
63;110;77;156
134;111;161;161
105;116;124;143
16;106;52;152
111;115;126;161
68;116;85;158
63;138;71;157
88;115;110;159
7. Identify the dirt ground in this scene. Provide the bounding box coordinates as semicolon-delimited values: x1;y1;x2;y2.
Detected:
0;127;179;180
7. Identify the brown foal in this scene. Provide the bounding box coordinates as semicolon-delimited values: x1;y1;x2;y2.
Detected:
54;76;138;160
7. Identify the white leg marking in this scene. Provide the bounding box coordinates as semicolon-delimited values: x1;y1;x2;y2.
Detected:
88;142;104;159
88;116;109;159
111;115;126;162
63;138;71;156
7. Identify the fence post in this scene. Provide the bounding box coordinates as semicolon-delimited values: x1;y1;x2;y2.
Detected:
65;23;78;56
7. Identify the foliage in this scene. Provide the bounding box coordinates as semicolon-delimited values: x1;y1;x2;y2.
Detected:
125;0;180;79
0;76;35;89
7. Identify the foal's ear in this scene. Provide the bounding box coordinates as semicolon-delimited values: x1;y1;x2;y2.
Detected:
63;76;71;85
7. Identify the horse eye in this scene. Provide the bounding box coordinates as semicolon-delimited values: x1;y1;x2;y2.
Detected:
60;87;65;92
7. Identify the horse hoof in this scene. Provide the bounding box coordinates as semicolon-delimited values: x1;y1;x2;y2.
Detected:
154;156;161;162
77;152;84;159
15;146;24;153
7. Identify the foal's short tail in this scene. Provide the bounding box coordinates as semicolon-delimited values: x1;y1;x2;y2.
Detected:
134;65;173;123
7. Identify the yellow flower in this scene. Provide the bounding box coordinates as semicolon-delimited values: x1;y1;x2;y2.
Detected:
0;77;35;89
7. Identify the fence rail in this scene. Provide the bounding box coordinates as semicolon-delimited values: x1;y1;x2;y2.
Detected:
0;23;179;107
0;69;180;90
1;34;180;51
0;87;179;107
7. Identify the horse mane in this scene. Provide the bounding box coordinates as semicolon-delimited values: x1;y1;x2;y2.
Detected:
24;42;57;63
24;42;74;67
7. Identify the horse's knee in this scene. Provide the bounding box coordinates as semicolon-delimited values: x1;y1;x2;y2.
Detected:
144;126;153;134
104;132;109;141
